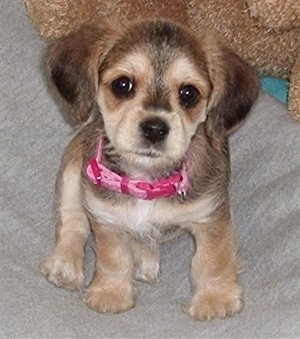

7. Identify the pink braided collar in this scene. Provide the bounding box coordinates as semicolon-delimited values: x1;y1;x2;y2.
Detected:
85;137;189;200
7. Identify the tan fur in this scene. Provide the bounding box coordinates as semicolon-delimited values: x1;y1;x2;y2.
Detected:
185;219;242;320
41;19;259;320
41;163;89;290
83;222;135;313
165;56;211;124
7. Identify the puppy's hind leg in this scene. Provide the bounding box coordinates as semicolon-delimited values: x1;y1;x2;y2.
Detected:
41;163;90;290
83;223;135;314
131;238;160;284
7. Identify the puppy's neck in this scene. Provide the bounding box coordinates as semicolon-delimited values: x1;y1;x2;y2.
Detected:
119;163;153;182
118;155;183;183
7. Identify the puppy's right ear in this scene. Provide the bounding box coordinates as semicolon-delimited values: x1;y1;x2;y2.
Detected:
201;34;260;139
47;23;119;125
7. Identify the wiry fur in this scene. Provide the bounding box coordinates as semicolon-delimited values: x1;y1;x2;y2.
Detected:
41;19;259;320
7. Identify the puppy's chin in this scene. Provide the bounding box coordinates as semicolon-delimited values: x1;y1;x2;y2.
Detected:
119;147;183;177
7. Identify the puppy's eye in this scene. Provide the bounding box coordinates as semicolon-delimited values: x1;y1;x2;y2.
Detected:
111;76;134;98
179;85;200;108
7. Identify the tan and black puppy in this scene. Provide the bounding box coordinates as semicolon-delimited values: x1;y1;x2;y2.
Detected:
41;19;259;321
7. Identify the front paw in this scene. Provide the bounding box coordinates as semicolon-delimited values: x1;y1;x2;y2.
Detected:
40;253;84;290
184;286;243;321
83;280;134;314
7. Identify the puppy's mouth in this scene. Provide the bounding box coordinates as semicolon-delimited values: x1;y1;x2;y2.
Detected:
121;146;170;164
134;148;163;158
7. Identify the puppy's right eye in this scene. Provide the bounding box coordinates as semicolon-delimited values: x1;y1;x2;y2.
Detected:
111;77;134;98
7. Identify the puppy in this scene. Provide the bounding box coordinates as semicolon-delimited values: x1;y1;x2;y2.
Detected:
41;19;259;321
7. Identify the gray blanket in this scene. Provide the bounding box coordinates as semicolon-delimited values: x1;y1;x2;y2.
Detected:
1;1;300;337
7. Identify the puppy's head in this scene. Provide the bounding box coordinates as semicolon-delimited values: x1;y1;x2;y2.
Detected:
47;19;259;172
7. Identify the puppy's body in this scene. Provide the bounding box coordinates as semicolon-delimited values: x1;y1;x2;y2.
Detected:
41;19;259;320
59;120;226;236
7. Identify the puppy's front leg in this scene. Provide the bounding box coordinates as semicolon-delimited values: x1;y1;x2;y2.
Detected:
83;223;134;313
41;164;90;290
185;219;243;321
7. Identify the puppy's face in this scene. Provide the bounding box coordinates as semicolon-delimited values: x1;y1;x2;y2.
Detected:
97;23;212;170
47;20;259;171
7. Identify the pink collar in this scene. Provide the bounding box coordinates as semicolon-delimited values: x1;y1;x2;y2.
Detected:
86;137;189;200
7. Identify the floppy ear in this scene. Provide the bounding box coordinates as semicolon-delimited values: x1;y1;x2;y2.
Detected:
47;23;120;125
204;38;260;139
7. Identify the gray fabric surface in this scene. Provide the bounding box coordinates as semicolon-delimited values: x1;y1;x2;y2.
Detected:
1;1;300;337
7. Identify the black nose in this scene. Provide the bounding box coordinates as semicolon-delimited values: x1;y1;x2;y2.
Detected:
139;118;170;144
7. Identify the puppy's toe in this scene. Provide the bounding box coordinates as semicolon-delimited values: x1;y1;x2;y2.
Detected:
184;288;243;321
40;254;84;290
83;280;134;314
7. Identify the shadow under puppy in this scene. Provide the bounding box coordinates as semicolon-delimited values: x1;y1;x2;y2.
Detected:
41;19;259;321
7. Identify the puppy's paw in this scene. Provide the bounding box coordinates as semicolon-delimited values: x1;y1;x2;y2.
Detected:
134;257;160;284
184;287;243;321
83;280;134;314
40;254;84;290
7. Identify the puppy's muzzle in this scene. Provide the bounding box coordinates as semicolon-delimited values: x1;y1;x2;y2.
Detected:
139;117;169;144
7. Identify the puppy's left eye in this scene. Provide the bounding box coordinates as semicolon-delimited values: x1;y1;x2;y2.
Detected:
111;76;134;98
179;85;200;108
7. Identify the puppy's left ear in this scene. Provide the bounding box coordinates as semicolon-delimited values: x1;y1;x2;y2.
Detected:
204;38;260;139
46;21;121;126
47;26;101;125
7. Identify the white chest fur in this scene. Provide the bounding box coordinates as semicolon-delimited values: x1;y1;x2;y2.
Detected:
84;189;219;237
